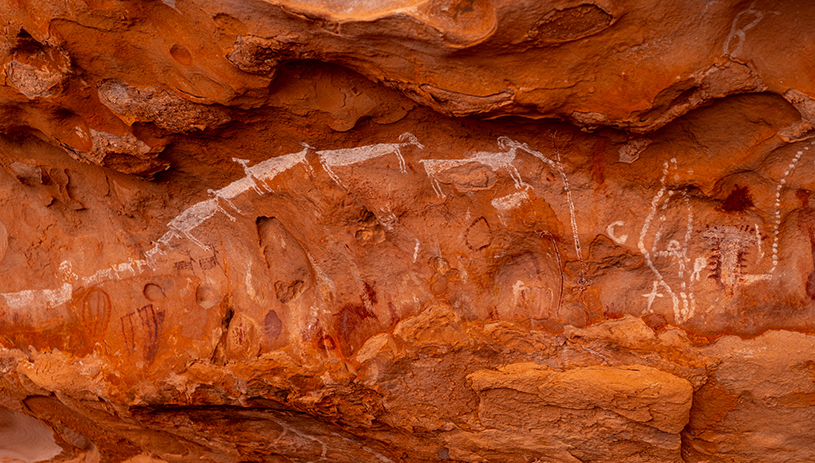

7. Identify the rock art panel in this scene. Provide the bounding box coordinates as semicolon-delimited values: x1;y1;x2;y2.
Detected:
2;3;815;462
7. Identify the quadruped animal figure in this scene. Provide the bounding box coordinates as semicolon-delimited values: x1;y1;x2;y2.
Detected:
316;133;423;187
162;144;314;250
232;143;314;195
419;136;552;198
163;198;236;249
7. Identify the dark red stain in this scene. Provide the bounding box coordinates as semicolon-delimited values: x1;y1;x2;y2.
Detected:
363;281;378;305
174;259;194;274
642;312;668;331
263;310;282;341
720;185;754;212
603;303;624;319
387;302;399;325
233;324;247;346
796;189;815;300
590;138;608;186
335;302;378;356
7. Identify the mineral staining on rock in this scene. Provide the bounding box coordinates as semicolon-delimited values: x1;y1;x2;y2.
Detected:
2;0;815;462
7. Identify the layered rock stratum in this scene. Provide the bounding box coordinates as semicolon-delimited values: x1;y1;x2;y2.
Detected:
2;0;815;462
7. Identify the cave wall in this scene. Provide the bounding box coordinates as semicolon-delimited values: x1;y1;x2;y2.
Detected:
2;1;815;462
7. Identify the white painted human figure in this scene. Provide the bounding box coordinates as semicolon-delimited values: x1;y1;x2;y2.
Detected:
636;154;790;324
638;159;690;322
316;133;422;187
419;136;541;199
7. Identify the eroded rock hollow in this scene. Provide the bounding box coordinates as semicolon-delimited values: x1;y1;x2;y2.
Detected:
2;0;815;462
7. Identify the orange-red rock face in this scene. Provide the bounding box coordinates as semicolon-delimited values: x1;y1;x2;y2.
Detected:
2;1;815;462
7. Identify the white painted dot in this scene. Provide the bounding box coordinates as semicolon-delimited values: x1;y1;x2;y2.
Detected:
777;192;782;197
785;170;790;176
781;179;786;185
798;151;803;155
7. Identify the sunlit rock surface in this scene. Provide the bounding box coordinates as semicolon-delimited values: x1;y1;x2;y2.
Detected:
2;0;815;462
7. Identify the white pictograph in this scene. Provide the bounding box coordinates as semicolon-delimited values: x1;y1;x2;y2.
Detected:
0;144;314;313
419;136;534;199
606;221;628;245
160;145;312;250
5;134;804;329
163;198;236;249
419;135;586;284
639;159;691;322
491;191;530;212
317;133;422;187
723;3;780;58
769;143;812;273
636;156;780;323
549;136;586;285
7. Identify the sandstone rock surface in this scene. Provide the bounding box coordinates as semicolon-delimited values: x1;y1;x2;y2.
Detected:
1;0;815;462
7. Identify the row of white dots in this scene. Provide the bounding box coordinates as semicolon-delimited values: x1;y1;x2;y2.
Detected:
770;142;814;273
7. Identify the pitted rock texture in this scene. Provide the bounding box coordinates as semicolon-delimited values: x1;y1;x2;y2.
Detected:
2;1;815;462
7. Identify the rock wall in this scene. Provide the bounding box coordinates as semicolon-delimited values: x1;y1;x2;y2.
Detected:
1;0;815;462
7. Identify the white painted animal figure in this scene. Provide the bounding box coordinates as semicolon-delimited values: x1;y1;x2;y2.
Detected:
220;169;266;197
316;133;422;187
419;136;542;198
232;143;313;193
162;144;315;249
165;198;235;249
